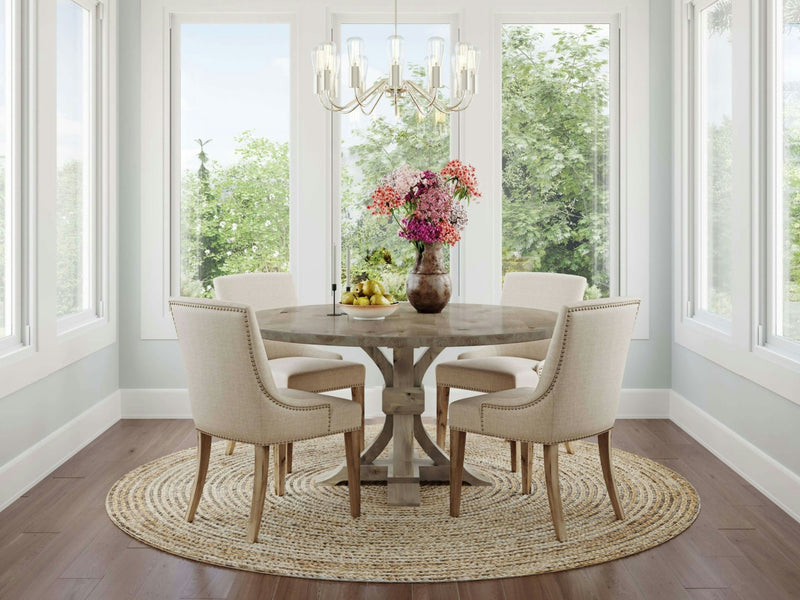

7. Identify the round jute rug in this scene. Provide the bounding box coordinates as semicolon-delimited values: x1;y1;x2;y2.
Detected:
106;426;699;582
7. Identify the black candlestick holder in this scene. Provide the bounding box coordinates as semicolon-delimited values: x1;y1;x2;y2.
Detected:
327;283;345;316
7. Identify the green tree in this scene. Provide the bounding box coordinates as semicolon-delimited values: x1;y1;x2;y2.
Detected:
181;132;290;297
501;25;611;297
340;67;451;299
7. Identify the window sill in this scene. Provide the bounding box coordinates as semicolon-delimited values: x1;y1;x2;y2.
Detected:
0;318;116;400
675;318;800;406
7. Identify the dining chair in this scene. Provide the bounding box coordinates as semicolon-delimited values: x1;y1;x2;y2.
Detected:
170;297;362;543
214;272;366;494
435;272;586;469
448;297;640;541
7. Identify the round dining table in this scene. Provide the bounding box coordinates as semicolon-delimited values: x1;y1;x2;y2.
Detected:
257;302;558;506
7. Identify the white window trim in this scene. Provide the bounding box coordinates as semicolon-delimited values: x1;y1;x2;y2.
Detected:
0;0;117;400
673;0;800;405
140;0;650;340
489;3;649;339
0;0;23;356
140;0;298;339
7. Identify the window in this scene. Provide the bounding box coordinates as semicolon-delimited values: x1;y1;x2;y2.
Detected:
501;23;616;298
171;20;291;298
337;22;453;300
0;0;14;347
768;0;800;355
693;0;733;328
56;0;97;330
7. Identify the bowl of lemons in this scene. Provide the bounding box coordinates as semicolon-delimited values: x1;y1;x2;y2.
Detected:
339;280;400;320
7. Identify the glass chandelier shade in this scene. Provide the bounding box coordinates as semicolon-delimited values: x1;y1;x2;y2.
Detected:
311;1;479;116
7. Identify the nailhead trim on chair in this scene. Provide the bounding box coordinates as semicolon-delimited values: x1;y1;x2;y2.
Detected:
169;299;337;434
449;299;640;443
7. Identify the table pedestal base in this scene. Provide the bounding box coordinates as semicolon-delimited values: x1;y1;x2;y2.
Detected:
317;414;491;505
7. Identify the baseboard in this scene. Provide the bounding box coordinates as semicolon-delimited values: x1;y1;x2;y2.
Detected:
121;388;192;418
669;390;800;522
0;390;122;512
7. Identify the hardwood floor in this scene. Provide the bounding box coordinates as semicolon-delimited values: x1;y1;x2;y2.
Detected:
1;418;799;600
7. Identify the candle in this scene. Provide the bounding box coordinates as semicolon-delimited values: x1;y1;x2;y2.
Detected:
346;247;351;289
331;243;337;289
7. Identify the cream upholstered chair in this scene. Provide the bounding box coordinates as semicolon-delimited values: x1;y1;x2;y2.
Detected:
170;297;362;543
448;298;640;541
435;272;587;467
214;272;366;490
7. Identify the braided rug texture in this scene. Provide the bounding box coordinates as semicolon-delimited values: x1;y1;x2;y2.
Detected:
106;426;699;582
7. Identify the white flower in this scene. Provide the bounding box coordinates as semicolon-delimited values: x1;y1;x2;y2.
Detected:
226;250;232;256
252;245;258;252
231;223;238;231
265;220;272;227
219;221;226;228
204;249;210;255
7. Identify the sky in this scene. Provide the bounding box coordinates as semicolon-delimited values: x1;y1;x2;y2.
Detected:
180;23;291;170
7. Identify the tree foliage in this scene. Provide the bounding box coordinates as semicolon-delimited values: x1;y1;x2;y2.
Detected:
180;132;290;297
501;25;611;297
56;160;84;317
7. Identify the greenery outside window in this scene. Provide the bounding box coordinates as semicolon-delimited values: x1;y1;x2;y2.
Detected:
500;23;616;298
171;20;291;298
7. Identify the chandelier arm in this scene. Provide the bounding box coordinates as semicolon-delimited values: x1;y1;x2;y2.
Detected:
431;89;474;113
352;79;389;108
404;80;440;113
403;84;436;117
359;86;386;116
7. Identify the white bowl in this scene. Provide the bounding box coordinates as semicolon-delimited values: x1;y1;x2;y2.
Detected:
339;302;400;320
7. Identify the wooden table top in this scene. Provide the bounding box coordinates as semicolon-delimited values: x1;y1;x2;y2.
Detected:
256;302;557;348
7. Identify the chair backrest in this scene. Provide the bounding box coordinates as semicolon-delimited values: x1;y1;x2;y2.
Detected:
498;272;587;360
214;272;309;359
213;272;298;312
536;298;640;441
169;297;289;444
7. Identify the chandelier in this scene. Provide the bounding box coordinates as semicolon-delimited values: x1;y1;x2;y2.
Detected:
311;0;480;117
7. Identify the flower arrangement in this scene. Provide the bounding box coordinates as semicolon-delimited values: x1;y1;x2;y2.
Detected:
367;160;481;252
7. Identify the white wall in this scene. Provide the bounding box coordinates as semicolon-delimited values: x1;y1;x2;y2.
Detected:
0;344;118;467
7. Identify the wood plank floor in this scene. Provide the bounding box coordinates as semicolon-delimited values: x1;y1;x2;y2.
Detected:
1;418;799;600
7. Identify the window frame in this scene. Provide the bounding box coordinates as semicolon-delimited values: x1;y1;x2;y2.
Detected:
0;0;23;356
330;11;463;302
493;7;650;340
496;15;621;301
140;0;297;339
690;0;735;334
674;0;800;405
55;0;102;334
0;0;116;399
763;0;800;362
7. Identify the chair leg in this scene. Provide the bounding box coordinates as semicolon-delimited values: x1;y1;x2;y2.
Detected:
273;443;287;496
224;440;236;455
509;440;518;472
598;430;625;520
186;431;212;522
247;445;270;543
343;431;361;518
520;441;533;494
449;429;466;517
563;441;575;454
543;444;566;542
286;442;293;474
436;386;450;448
351;386;365;453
